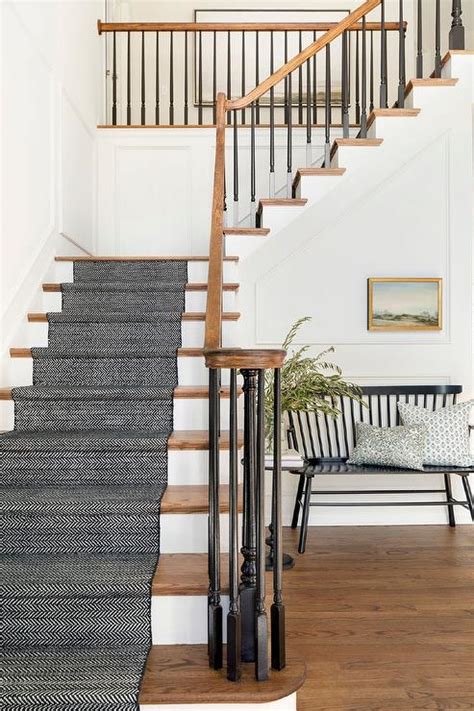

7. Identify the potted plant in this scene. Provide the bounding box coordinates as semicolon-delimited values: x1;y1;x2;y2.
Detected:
265;317;363;455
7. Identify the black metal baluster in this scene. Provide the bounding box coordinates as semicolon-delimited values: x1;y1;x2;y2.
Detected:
169;31;174;125
312;31;317;125
198;31;203;125
255;370;268;681
306;58;311;161
286;70;292;196
450;0;465;49
380;0;387;107
227;31;232;125
269;32;275;197
227;368;241;681
324;45;331;167
255;31;260;125
112;31;117;125
250;103;256;218
213;31;217;125
398;0;406;108
126;32;131;125
416;0;423;77
241;32;246;124
240;369;258;663
184;31;188;125
284;32;288;124
233;111;239;223
298;31;303;124
141;31;146;125
342;31;349;137
208;368;223;669
355;31;360;124
155;32;160;124
271;367;286;670
360;16;367;136
369;30;374;112
434;0;441;77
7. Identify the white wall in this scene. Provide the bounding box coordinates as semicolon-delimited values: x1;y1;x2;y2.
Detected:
0;1;102;361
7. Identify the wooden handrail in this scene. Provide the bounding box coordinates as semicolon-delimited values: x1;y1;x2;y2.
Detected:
205;349;286;369
204;93;226;352
226;0;381;111
98;19;400;34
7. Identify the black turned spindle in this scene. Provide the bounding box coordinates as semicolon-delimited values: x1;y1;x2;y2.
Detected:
271;367;286;670
240;368;258;663
312;31;317;125
233;111;239;211
286;71;292;196
227;368;242;682
355;30;360;124
227;32;232;125
416;0;423;77
255;31;260;125
284;32;288;124
112;32;117;126
208;368;223;670
380;0;388;107
360;16;367;137
241;32;246;124
250;103;256;215
269;32;275;196
184;31;188;125
450;0;465;49
213;31;217;125
298;31;303;125
324;44;331;167
141;32;146;126
369;30;374;112
398;0;406;108
306;58;311;154
126;32;131;125
198;31;203;125
169;31;174;125
255;370;269;681
155;32;160;125
434;0;441;77
342;31;349;137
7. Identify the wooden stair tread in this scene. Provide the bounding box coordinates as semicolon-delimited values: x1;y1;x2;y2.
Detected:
439;49;474;71
0;386;240;400
42;282;240;292
11;347;203;358
366;107;420;130
292;167;345;191
223;227;270;235
168;429;243;450
161;484;242;514
330;137;383;161
258;198;307;206
405;77;458;96
55;256;239;262
27;312;240;322
0;388;12;400
152;553;229;595
139;644;305;705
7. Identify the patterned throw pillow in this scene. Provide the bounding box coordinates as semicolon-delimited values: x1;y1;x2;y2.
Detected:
398;400;473;467
347;422;427;471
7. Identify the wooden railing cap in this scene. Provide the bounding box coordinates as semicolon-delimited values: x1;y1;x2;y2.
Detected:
205;348;286;369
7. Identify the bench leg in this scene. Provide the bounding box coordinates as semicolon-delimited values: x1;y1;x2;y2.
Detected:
291;474;305;529
461;476;474;521
298;476;313;555
444;474;456;527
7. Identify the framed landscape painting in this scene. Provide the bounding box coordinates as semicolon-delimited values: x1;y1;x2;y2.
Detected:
367;278;442;331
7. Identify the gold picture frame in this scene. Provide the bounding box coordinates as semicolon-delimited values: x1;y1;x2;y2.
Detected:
367;278;443;332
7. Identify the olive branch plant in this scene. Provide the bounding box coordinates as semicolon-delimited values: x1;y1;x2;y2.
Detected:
264;317;365;447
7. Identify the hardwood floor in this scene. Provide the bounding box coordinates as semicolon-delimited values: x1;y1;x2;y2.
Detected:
282;526;474;711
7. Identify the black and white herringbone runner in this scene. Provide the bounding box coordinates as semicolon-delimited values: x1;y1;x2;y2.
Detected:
1;260;188;710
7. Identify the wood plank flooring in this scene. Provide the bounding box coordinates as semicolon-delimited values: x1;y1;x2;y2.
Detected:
282;525;474;711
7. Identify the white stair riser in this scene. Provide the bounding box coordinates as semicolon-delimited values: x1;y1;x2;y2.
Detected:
258;206;307;236
331;146;383;171
53;260;238;284
225;235;267;260
168;449;243;485
178;358;230;386
160;513;242;553
295;175;346;203
0;401;14;430
367;117;420;140
141;696;297;711
151;596;230;645
15;319;239;349
42;290;237;312
404;86;457;111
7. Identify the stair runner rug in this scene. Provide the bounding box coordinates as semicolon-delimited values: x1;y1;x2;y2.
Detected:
1;260;188;710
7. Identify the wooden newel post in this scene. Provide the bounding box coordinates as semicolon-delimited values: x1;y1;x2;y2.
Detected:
449;0;465;50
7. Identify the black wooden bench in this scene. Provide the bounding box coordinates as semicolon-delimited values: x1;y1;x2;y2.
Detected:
288;385;474;553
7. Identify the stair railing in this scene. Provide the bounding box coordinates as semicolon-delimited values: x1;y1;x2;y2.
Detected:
203;0;469;682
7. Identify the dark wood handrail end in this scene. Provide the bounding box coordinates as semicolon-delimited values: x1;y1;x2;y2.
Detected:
205;348;286;370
